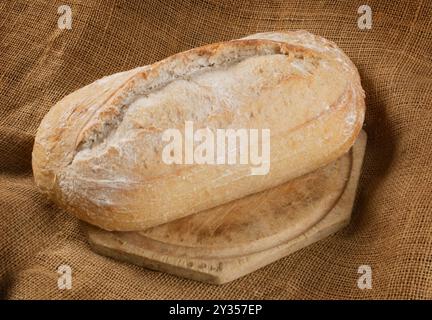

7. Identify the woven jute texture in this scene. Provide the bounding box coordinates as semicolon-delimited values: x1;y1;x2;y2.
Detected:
1;0;431;299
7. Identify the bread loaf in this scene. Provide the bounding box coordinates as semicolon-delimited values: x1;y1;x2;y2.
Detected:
32;30;365;231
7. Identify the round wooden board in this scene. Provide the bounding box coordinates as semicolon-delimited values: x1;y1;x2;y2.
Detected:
87;131;367;284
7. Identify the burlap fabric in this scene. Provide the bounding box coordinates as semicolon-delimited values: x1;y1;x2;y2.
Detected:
1;0;431;300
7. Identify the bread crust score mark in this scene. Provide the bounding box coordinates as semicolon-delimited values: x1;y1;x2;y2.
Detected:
74;40;310;155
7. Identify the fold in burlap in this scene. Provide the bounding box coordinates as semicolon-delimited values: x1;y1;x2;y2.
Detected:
0;0;431;299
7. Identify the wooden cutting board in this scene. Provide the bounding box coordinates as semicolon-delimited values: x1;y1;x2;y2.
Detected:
87;131;367;284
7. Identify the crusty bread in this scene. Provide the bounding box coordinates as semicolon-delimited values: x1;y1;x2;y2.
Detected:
32;30;365;231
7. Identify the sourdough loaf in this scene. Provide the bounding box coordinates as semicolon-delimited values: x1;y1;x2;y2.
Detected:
32;30;365;231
